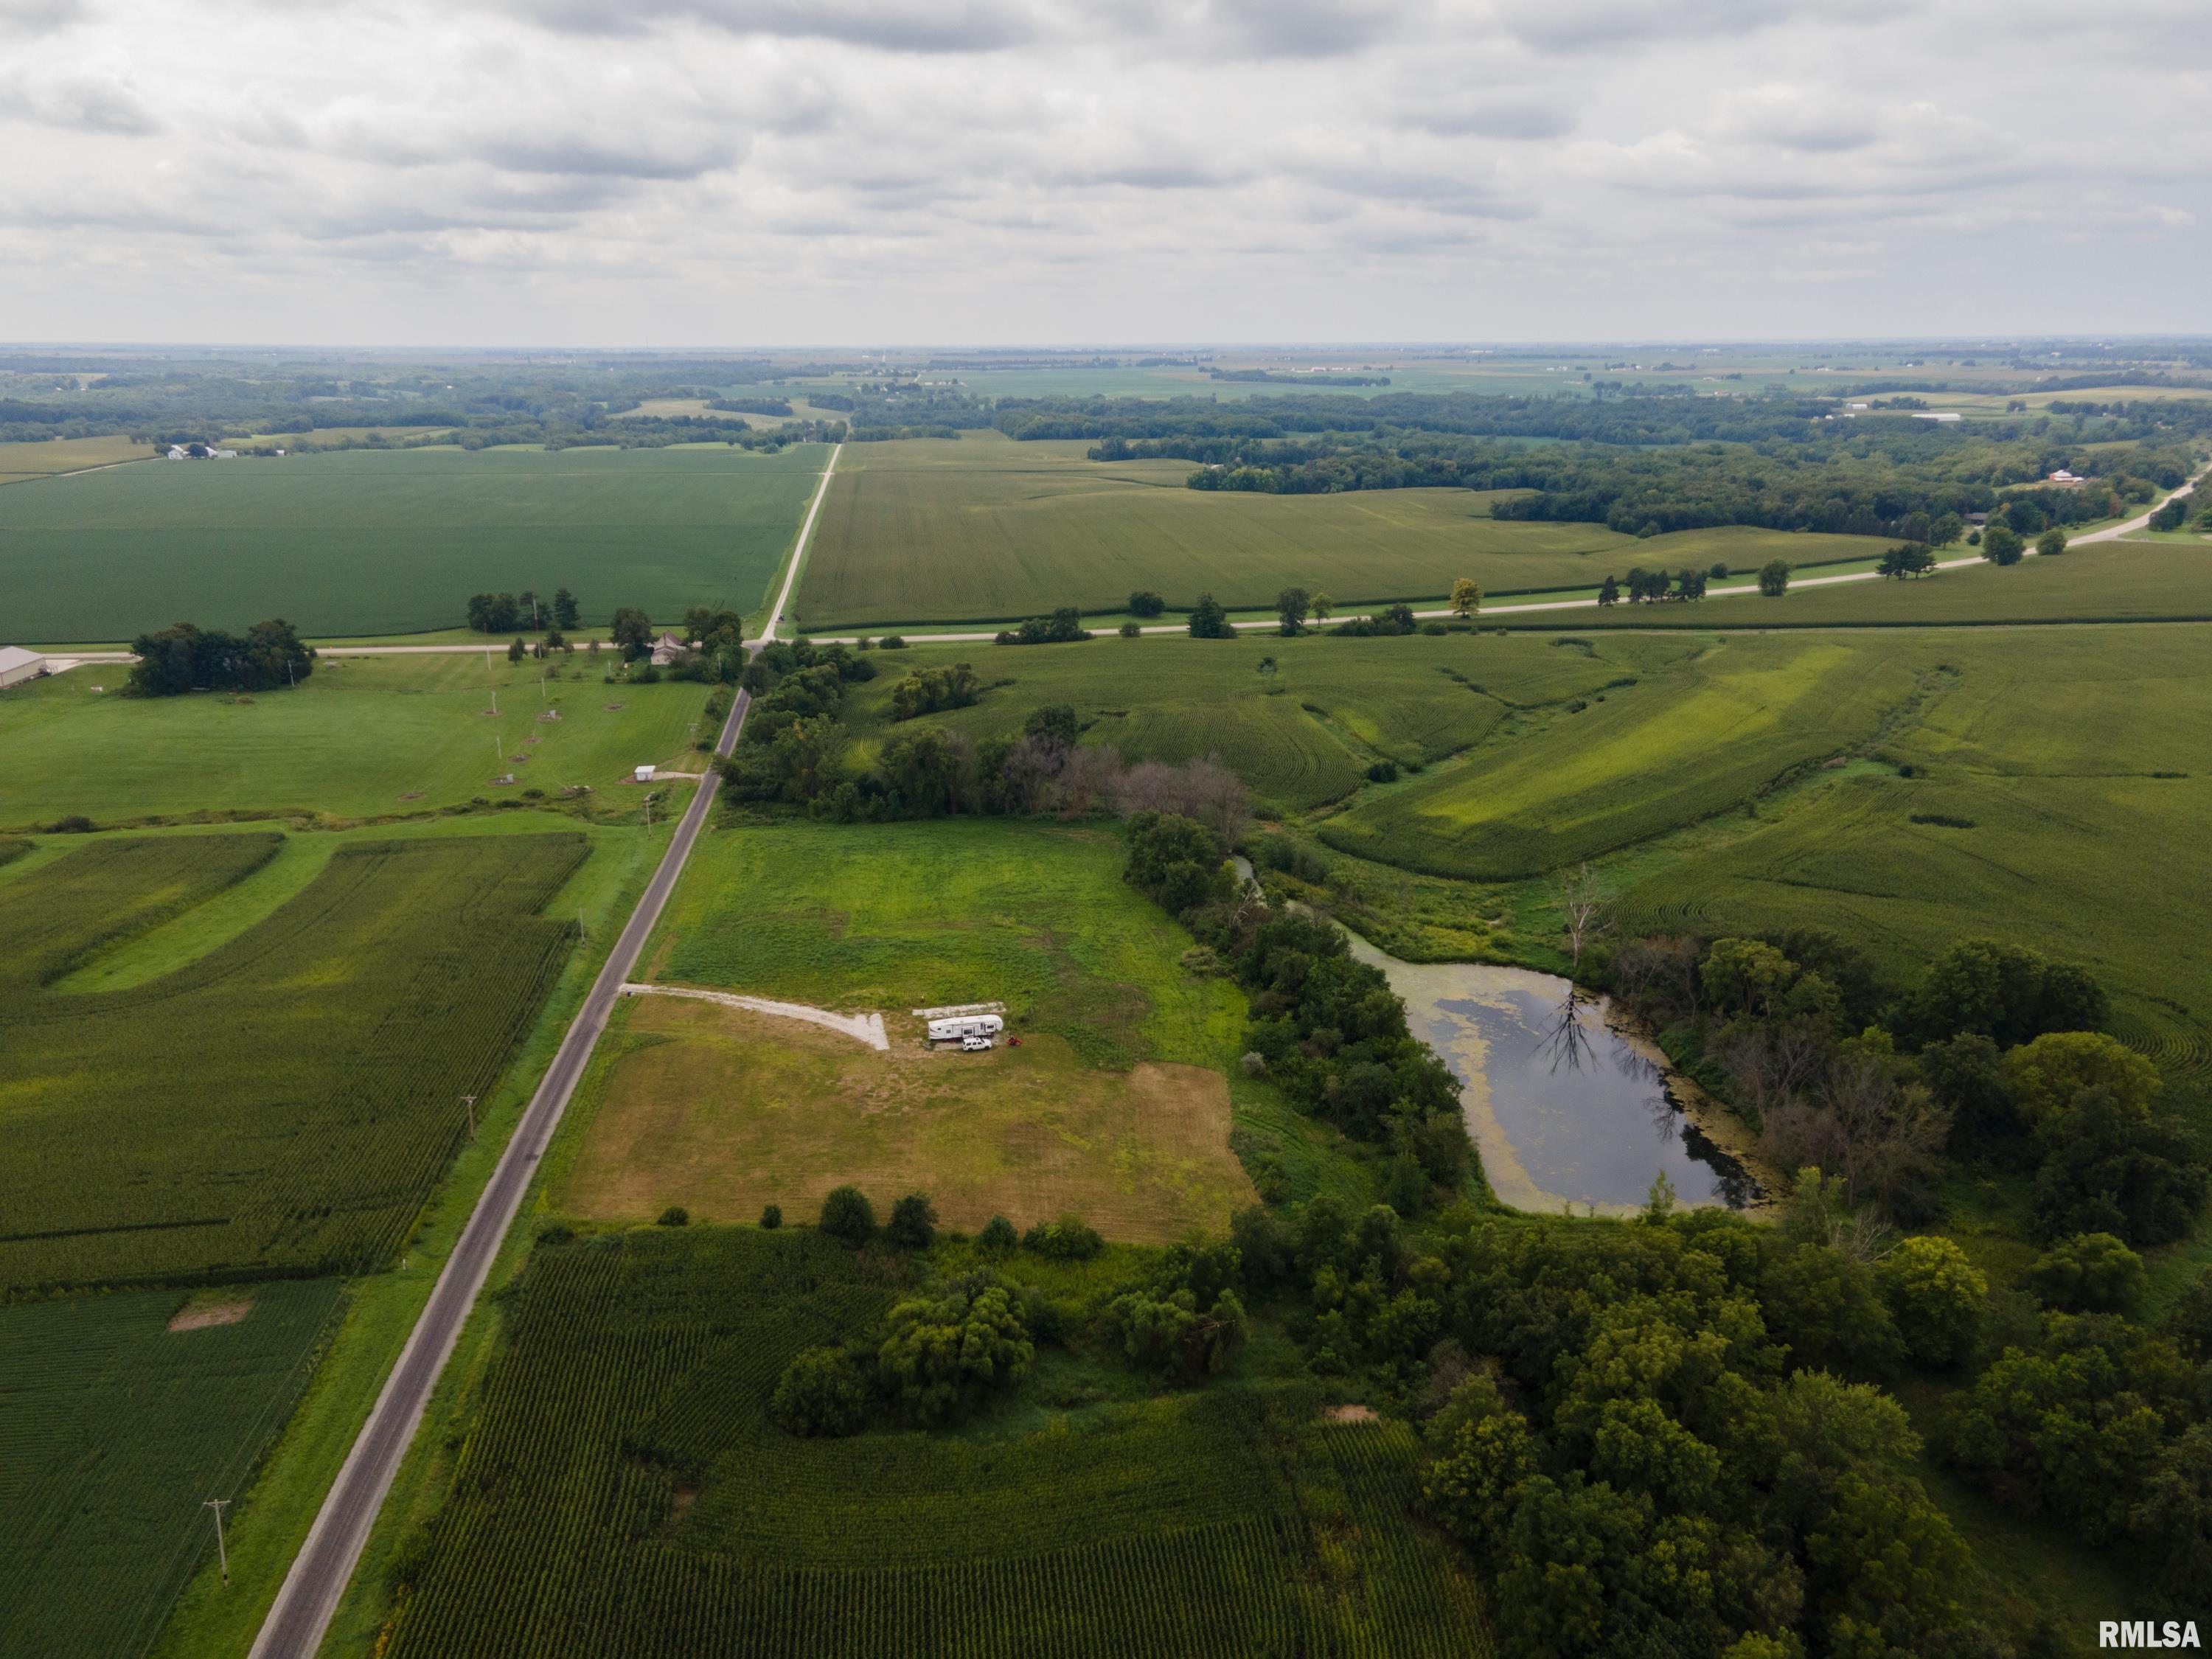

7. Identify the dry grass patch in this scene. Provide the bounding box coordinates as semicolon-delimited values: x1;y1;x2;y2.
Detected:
167;1293;253;1332
554;997;1256;1242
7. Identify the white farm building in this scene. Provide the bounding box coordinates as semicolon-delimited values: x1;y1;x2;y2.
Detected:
0;647;48;689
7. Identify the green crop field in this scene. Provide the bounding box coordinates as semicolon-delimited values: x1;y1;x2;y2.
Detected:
1494;539;2212;630
377;1226;1486;1659
0;830;586;1291
0;1279;342;1659
842;630;1705;813
0;652;713;829
0;443;827;642
793;433;1888;629
1601;626;2212;1094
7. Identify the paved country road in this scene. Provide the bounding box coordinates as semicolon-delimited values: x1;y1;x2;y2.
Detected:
246;442;841;1659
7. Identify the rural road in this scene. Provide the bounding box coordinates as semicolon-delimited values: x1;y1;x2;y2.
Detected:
245;443;841;1659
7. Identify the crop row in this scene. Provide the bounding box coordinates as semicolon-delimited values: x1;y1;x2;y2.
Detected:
383;1228;1489;1657
0;832;587;1291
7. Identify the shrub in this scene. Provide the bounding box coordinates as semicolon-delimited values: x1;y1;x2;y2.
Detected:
43;815;94;834
878;635;908;650
1127;590;1166;617
977;1214;1018;1256
2036;528;2068;557
759;1203;782;1230
885;1192;939;1251
2025;1231;2146;1314
655;1206;689;1227
819;1184;876;1243
1023;1214;1103;1260
1119;620;1142;638
770;1346;870;1437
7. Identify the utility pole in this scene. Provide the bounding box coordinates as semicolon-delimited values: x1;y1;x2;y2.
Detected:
204;1498;232;1585
462;1094;477;1141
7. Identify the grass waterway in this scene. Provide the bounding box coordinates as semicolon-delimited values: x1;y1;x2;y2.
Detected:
1343;933;1755;1215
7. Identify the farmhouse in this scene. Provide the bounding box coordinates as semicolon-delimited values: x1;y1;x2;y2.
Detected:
0;647;47;688
2047;468;2084;485
649;631;688;666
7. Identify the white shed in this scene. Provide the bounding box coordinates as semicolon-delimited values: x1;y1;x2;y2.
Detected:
0;647;47;689
633;765;657;783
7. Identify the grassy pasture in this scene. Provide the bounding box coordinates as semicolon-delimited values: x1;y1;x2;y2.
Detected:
843;630;1703;813
0;1279;342;1659
796;433;1888;629
0;651;714;828
0;829;587;1291
0;433;153;483
554;998;1257;1241
1496;540;2212;630
377;1226;1486;1659
0;442;827;642
1319;633;1924;879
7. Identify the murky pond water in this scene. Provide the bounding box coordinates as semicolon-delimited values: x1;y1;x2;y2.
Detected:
1346;935;1758;1215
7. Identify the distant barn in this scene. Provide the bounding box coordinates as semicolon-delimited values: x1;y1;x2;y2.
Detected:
0;647;47;689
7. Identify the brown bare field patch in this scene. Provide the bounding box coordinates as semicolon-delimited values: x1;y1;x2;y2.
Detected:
167;1294;253;1332
553;997;1256;1242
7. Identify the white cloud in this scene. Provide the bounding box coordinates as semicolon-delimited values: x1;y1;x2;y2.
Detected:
0;0;2204;342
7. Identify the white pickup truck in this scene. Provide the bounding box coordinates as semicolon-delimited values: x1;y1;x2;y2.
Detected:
959;1034;995;1051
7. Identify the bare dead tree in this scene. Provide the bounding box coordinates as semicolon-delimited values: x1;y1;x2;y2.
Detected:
1559;862;1609;970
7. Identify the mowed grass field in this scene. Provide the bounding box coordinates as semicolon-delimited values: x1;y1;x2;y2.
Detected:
554;1000;1256;1241
0;651;713;827
793;432;1888;628
653;819;1244;1071
0;433;153;483
0;442;827;641
604;819;1289;1236
0;827;587;1290
375;1227;1486;1659
842;630;1705;813
1320;633;1925;879
0;1280;342;1659
1497;538;2212;629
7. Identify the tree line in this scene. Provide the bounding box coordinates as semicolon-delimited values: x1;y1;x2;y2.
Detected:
126;619;314;696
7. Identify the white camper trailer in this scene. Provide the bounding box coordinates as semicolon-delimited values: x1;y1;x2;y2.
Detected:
927;1013;1004;1045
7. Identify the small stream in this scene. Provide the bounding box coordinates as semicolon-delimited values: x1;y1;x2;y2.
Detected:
1236;861;1756;1214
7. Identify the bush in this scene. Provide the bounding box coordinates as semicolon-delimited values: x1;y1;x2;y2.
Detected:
2036;528;2068;557
819;1185;876;1243
1023;1214;1104;1260
879;635;908;650
656;1206;689;1227
2025;1231;2146;1314
1366;759;1399;783
1119;620;1142;638
770;1346;870;1437
885;1192;939;1251
1127;590;1166;617
43;815;94;834
759;1203;782;1230
977;1214;1018;1256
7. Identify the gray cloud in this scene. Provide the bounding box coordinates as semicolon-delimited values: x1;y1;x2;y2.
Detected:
0;0;2203;343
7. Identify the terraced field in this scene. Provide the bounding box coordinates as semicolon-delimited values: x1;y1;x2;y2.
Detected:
1607;627;2212;1093
841;630;1704;813
1320;633;1922;879
378;1227;1486;1658
0;443;827;641
0;650;714;828
0;1280;343;1659
0;830;587;1290
794;433;1889;629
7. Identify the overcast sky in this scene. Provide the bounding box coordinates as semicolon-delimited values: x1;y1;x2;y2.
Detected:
1;0;2204;347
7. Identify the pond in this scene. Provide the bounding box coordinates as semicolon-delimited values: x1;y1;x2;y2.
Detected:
1341;933;1759;1215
